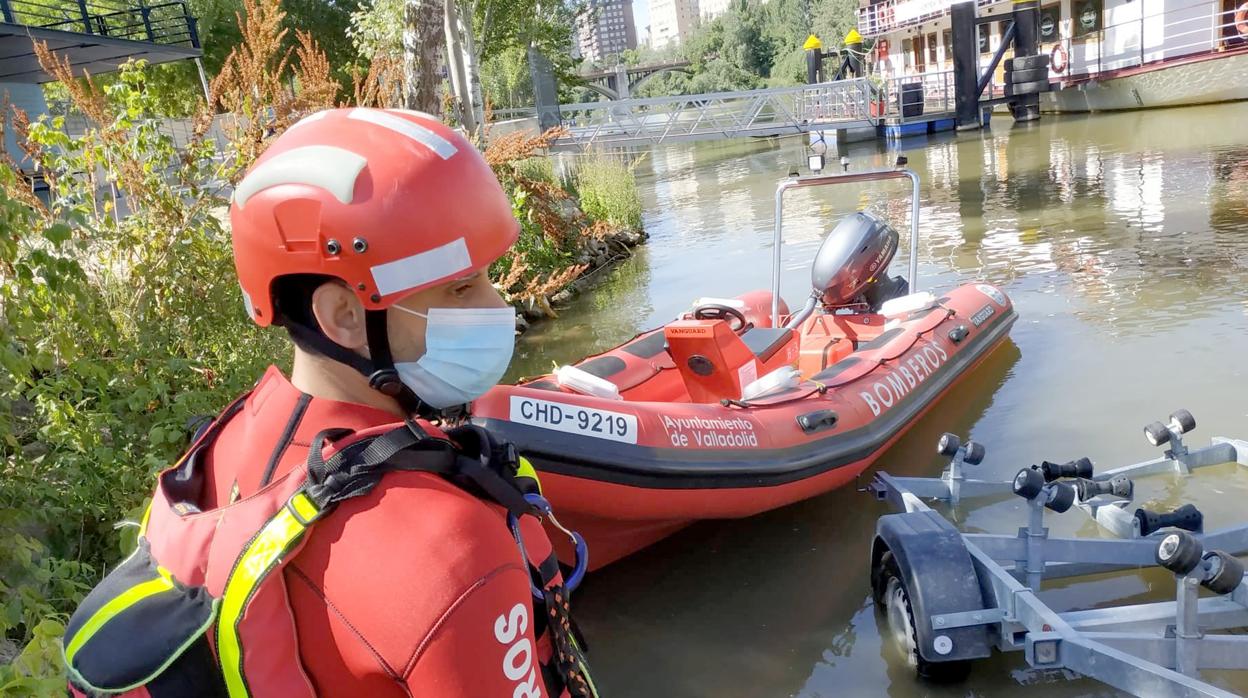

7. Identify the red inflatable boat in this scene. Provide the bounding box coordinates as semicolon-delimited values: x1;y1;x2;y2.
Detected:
474;169;1017;568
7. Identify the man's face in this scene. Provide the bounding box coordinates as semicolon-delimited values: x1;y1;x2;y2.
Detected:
386;270;507;363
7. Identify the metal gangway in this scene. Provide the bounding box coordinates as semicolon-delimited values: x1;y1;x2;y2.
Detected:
554;77;884;149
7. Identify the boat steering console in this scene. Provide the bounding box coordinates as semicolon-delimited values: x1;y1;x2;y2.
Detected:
692;303;750;334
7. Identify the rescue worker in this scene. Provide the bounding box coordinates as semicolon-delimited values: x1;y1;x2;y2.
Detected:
61;108;595;697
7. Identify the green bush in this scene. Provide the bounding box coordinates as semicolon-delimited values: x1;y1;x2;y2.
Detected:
570;153;643;233
0;63;281;692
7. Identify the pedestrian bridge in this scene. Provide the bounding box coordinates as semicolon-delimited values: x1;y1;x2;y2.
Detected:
551;73;957;149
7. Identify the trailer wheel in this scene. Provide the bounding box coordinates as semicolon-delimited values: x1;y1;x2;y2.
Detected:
1156;531;1203;575
1170;409;1196;434
1144;421;1171;446
1200;550;1245;595
876;551;972;683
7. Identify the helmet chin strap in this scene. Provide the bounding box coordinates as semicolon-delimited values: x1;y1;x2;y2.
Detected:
280;312;448;421
362;310;439;419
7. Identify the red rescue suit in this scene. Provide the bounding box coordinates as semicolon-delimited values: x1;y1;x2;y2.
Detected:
63;367;586;697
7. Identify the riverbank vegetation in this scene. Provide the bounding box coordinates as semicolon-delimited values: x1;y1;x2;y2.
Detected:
0;0;642;689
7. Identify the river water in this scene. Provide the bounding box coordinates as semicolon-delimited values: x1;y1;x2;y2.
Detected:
510;103;1248;697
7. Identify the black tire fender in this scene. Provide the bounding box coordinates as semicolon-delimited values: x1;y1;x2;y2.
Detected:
1007;67;1049;83
1008;54;1050;71
1006;80;1052;96
871;511;992;664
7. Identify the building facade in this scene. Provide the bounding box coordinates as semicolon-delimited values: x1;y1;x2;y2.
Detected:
699;0;732;21
575;0;638;63
650;0;701;49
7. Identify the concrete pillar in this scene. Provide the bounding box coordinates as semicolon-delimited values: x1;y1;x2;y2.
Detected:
614;64;631;100
950;0;981;130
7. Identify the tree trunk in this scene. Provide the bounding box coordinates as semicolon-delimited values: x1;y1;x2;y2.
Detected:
444;0;477;137
402;0;445;114
460;7;486;140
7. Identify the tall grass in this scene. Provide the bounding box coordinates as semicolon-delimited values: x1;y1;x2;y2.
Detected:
570;152;643;232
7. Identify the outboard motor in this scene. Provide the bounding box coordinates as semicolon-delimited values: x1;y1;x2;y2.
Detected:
786;211;908;328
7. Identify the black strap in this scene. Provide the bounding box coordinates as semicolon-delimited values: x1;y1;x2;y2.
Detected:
283;316;440;421
283;321;376;377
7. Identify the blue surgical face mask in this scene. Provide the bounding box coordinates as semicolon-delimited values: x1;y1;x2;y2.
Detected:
390;305;516;409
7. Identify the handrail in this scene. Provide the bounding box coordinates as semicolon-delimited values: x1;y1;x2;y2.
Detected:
770;168;922;326
0;0;197;47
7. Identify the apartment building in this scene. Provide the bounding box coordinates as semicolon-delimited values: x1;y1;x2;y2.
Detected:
650;0;701;49
575;0;639;62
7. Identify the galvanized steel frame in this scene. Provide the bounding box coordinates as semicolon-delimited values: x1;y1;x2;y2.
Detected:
871;430;1248;697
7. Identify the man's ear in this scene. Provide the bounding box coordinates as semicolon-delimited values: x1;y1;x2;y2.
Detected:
310;281;369;351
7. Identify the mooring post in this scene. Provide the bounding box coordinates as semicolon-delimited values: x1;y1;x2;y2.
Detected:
844;28;863;78
804;34;824;84
1012;0;1042;122
950;0;981;130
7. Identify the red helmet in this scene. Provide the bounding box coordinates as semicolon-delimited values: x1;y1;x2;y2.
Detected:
230;108;518;327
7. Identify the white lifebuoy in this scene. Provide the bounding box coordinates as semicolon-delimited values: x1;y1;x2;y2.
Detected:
1050;43;1069;74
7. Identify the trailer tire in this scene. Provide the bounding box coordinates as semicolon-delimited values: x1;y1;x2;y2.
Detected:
1008;54;1050;71
877;551;973;683
1200;550;1245;595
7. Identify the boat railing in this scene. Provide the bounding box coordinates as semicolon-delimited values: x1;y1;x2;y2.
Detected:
1050;0;1248;80
858;0;998;38
770;169;922;326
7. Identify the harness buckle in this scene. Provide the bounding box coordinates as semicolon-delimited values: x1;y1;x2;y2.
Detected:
508;493;589;596
285;492;321;527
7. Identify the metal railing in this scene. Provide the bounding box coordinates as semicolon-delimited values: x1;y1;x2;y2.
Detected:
858;0;996;38
879;69;957;120
489;107;537;121
0;0;200;47
1048;0;1248;81
555;79;878;147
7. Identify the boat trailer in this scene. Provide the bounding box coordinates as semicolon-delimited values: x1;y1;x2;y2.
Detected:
868;409;1248;697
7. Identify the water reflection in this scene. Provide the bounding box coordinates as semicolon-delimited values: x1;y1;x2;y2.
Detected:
512;102;1248;697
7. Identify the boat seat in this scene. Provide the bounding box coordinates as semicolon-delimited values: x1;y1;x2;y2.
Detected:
740;327;793;363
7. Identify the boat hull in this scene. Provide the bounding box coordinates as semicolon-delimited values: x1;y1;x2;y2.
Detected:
474;283;1018;568
1043;49;1248;112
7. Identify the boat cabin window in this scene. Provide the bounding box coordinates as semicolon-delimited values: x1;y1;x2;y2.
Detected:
942;29;953;62
928;33;939;64
1039;4;1061;43
902;38;913;68
1073;0;1102;39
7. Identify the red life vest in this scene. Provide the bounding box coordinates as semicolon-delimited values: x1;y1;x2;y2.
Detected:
61;384;596;698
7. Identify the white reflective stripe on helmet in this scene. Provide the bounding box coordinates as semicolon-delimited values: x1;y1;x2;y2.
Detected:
233;145;367;208
370;237;472;297
347;109;458;160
